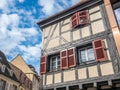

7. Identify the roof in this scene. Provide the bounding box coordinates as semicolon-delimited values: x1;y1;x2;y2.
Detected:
37;0;90;28
37;0;103;29
10;63;32;84
0;51;11;68
11;55;35;74
0;51;19;82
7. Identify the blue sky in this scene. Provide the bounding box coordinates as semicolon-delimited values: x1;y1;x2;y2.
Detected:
0;0;80;73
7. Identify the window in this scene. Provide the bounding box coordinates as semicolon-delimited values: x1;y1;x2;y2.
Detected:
115;8;120;28
13;85;17;90
112;1;120;28
1;65;6;72
50;55;60;71
0;79;6;90
71;10;89;28
78;45;95;64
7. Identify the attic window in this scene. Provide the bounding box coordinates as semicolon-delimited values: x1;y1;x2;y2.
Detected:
71;10;89;28
1;65;6;72
9;70;13;76
0;57;2;60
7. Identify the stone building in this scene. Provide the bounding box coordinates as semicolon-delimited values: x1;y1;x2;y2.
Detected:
10;63;32;90
11;55;39;90
0;51;19;90
37;0;120;90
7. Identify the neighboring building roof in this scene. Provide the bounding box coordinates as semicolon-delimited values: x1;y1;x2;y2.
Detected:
10;63;32;89
0;51;18;82
0;51;11;68
37;0;90;28
11;55;35;74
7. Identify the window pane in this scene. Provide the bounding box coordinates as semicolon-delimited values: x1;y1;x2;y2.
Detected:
50;55;60;71
80;50;86;63
115;8;120;28
87;48;95;61
0;80;6;90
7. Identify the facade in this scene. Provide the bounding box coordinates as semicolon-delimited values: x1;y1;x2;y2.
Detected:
11;55;39;90
10;63;32;90
37;0;120;90
0;51;19;90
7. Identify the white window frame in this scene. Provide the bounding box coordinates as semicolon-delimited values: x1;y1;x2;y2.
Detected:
78;46;95;64
50;55;60;71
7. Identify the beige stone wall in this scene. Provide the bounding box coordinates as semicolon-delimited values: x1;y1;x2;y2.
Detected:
91;19;105;34
44;26;51;38
42;75;45;85
54;73;61;83
88;66;98;78
78;68;87;80
73;29;81;41
90;11;102;21
46;75;53;85
89;6;100;14
42;5;108;50
63;70;75;82
100;62;114;76
61;17;71;32
51;24;59;38
88;87;97;90
81;26;90;38
46;37;59;49
61;23;71;32
103;39;111;60
61;31;71;45
11;56;34;74
0;75;19;89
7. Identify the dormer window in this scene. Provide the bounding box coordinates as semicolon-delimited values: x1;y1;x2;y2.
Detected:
0;57;2;61
9;70;13;76
1;65;6;72
71;10;89;28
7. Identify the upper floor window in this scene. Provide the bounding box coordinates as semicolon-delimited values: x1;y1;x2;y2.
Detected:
13;85;17;90
0;79;6;90
71;10;89;28
115;8;120;28
50;55;60;71
40;39;108;74
112;1;120;28
78;45;95;64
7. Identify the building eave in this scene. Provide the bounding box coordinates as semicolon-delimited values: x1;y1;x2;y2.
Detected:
37;0;90;30
37;0;103;30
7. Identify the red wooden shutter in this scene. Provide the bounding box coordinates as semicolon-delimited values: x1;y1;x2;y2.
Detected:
68;48;76;67
71;12;79;28
60;50;68;69
93;39;107;61
40;56;46;74
78;10;89;25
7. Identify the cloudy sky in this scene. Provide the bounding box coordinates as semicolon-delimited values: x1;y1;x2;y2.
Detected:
0;0;80;73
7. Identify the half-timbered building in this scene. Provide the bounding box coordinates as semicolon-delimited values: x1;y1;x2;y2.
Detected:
37;0;120;90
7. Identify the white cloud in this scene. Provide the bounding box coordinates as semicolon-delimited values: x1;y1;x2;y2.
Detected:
0;13;40;60
0;0;15;13
0;0;8;10
38;0;56;16
18;43;41;62
18;0;24;3
38;0;80;16
71;0;80;5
